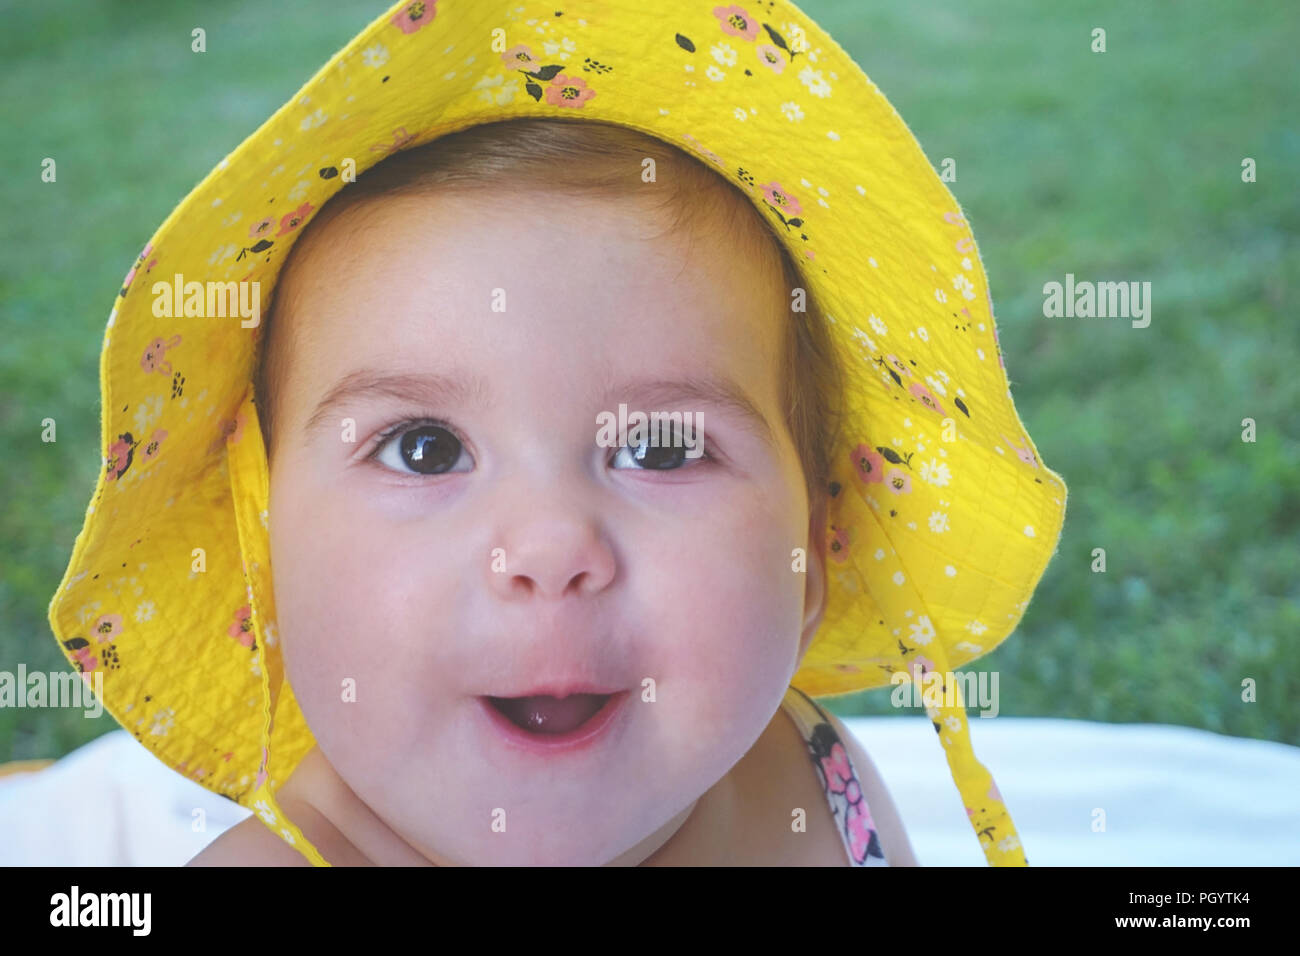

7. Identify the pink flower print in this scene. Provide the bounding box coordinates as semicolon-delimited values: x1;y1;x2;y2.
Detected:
120;242;154;295
229;605;256;648
371;126;417;155
92;613;123;643
140;429;168;463
105;434;136;481
249;216;275;239
828;524;850;564
141;335;182;375
755;43;785;73
225;412;246;445
759;181;802;218
207;411;247;456
391;0;436;34
1002;433;1039;467
71;644;99;673
820;741;853;794
713;4;760;41
852;443;885;484
884;467;911;494
844;793;881;863
254;746;270;789
501;44;540;70
884;354;912;379
276;203;314;236
545;74;596;108
909;382;946;416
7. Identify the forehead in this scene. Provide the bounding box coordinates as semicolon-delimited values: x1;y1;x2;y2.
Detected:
269;188;791;420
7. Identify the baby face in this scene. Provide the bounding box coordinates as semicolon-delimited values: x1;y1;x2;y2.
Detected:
265;187;827;865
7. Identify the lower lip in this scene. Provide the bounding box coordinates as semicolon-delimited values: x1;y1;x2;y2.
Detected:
477;691;630;756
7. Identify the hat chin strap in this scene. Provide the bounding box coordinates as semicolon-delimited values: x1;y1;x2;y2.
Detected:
225;383;315;796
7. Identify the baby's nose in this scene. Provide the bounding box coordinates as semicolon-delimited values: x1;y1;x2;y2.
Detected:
485;503;617;601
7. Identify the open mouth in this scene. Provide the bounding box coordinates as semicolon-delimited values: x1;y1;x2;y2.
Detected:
485;693;613;736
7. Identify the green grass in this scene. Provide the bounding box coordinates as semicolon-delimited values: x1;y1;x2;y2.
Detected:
2;0;1296;760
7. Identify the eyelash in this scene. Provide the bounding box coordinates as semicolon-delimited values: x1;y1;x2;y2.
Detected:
365;417;716;470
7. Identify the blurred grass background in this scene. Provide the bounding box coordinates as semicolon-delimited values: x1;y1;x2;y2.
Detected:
2;0;1297;762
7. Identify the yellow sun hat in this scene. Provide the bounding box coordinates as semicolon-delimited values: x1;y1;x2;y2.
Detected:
48;0;1067;866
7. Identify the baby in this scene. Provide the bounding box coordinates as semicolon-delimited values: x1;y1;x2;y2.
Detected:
188;117;917;866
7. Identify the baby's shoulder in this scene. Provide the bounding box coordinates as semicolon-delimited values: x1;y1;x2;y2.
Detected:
187;812;312;866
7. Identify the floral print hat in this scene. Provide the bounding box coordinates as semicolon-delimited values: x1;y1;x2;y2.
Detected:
48;0;1067;866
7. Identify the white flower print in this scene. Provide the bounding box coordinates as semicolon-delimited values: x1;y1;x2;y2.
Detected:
253;799;277;825
361;43;389;68
300;109;327;131
919;458;952;487
780;101;804;122
798;65;832;97
953;273;976;300
849;325;877;355
542;36;576;61
961;256;973;270
280;828;297;845
955;641;984;654
784;22;809;53
908;615;936;645
134;601;156;623
134;395;163;436
149;707;175;737
710;41;738;66
733;107;748;122
934;288;948;303
928;511;950;533
474;74;515;106
945;715;963;731
286;179;310;202
706;65;726;82
917;326;929;342
998;834;1021;852
925;374;947;396
966;620;988;636
207;243;237;267
935;369;950;383
868;314;887;336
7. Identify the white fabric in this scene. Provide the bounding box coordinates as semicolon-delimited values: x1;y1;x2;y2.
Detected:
2;718;1297;865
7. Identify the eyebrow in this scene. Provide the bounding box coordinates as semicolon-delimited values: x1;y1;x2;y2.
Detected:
303;367;777;448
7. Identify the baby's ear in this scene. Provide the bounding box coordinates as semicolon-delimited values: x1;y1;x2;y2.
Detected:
797;499;829;663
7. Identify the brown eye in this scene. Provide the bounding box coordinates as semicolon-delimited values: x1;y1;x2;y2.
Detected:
611;423;706;471
372;422;470;476
399;425;461;474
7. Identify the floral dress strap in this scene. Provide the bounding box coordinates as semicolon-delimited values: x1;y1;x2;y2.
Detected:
781;685;889;866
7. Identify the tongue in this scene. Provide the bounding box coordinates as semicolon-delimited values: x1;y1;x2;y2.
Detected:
492;694;609;735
